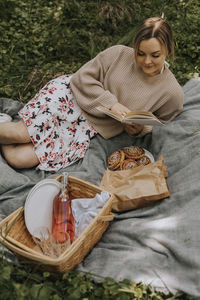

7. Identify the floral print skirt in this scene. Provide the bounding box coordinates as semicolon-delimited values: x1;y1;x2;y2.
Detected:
18;74;97;172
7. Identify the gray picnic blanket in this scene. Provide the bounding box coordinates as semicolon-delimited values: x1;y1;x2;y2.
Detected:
0;78;200;297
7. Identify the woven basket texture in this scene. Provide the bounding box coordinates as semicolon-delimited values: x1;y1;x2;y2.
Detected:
0;175;114;273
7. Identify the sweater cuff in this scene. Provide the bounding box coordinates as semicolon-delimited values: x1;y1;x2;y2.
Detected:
97;91;118;109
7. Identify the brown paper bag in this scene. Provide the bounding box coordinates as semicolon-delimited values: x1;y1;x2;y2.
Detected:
100;156;170;212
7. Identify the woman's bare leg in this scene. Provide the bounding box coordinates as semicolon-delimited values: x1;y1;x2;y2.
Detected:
1;143;39;169
0;119;31;144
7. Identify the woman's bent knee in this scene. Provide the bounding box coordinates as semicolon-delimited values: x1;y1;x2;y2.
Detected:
15;120;31;143
1;144;39;169
0;119;31;144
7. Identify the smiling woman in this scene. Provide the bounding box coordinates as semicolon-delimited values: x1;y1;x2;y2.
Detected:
133;17;174;77
0;16;184;171
71;16;183;137
135;38;167;77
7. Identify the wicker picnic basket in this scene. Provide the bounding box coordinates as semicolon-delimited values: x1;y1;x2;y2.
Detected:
0;175;114;273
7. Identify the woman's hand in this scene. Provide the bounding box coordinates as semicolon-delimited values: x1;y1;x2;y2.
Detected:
123;123;144;136
110;103;130;115
110;103;143;135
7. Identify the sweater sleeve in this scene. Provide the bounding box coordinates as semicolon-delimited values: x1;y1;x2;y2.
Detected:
154;86;184;123
137;79;184;137
70;46;121;116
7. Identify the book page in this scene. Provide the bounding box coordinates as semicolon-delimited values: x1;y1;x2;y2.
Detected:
97;106;163;126
123;118;163;126
125;110;155;118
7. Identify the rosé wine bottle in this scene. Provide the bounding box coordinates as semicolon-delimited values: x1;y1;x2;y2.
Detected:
52;173;75;244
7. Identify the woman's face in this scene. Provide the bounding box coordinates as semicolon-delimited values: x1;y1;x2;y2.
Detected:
135;38;167;77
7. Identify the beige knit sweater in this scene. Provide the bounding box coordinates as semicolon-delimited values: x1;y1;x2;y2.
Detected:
70;45;184;139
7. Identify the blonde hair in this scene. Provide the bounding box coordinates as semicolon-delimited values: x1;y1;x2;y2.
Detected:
133;17;174;59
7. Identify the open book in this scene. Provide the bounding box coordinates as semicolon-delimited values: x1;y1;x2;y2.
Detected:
97;105;164;126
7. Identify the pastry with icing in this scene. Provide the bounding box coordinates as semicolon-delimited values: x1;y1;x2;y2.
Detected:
123;145;145;159
120;159;139;170
136;155;151;166
107;149;125;170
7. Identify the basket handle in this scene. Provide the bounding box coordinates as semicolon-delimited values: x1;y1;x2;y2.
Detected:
97;213;115;222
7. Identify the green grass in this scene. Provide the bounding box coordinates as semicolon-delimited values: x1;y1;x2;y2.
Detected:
0;0;199;103
0;255;195;300
0;0;199;299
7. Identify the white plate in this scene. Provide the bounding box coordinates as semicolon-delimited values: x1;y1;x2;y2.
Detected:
144;149;154;163
24;179;62;240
